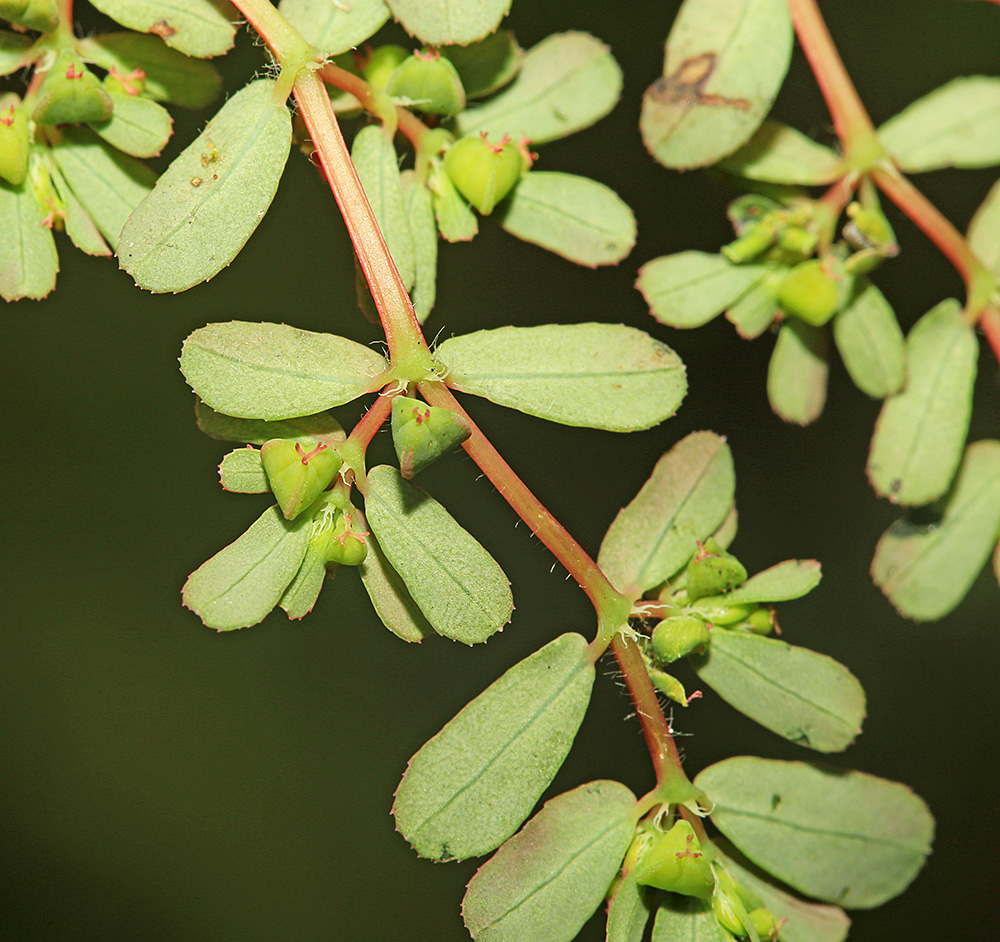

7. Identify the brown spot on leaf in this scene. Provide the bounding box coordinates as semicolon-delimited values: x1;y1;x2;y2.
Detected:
648;52;751;112
150;20;177;39
191;177;202;187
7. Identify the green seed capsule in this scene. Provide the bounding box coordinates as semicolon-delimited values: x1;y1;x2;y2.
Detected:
777;258;840;326
362;45;409;90
632;820;715;898
324;511;368;567
0;94;30;187
651;615;711;664
384;48;466;116
443;133;526;215
749;908;780;939
260;439;343;521
685;545;748;602
712;870;751;936
693;600;756;627
391;395;472;479
34;51;113;126
747;606;775;635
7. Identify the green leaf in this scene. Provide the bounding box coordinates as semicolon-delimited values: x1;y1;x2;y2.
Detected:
351;124;415;291
637;251;767;329
119;79;291;293
47;160;112;257
995;537;1000;587
0;30;33;77
872;439;1000;621
498;171;636;267
442;30;521;100
79;32;222;108
598;431;735;596
437;323;686;432
832;278;906;399
711;502;739;551
651;895;731;942
714;842;851;942
430;164;478;241
462;780;637;942
767;320;829;426
356;507;434;643
691;630;865;752
218;446;269;493
89;91;174;158
640;0;793;170
709;559;821;604
606;869;655;942
86;0;237;58
878;76;1000;172
967;176;1000;274
454;32;622;145
401;170;437;322
50;126;155;247
717;120;842;184
867;299;978;506
725;269;781;339
181;322;387;421
363;465;512;644
0;179;58;301
195;399;346;445
279;521;330;620
277;0;389;55
695;757;934;909
387;0;509;46
182;503;313;630
393;633;595;859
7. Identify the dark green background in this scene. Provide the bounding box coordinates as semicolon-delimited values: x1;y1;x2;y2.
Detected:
3;1;998;939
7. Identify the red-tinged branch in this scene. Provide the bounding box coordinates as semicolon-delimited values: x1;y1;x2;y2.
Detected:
981;306;1000;364
871;165;996;319
417;381;630;622
348;390;393;452
785;0;876;151
612;633;689;789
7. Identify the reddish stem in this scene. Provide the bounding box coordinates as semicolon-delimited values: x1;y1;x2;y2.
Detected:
347;390;393;452
981;306;1000;363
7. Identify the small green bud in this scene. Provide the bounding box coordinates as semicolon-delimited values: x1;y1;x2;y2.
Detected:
260;439;343;520
721;219;778;263
748;908;780;939
651;615;711;664
621;829;655;876
391;395;472;479
712;870;751;936
776;224;818;258
777;258;840;326
34;51;113;126
685;543;748;601
361;45;409;89
384;48;466;116
727;194;781;234
0;94;30;186
443;133;526;215
747;606;775;635
632;820;715;898
693;600;756;627
324;511;368;567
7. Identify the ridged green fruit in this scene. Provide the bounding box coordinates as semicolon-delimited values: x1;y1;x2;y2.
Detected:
362;45;409;90
651;615;711;664
34;51;113;126
391;395;472;479
632;820;714;898
0;94;30;186
777;259;840;326
385;49;466;116
685;543;748;601
260;439;342;521
443;134;525;215
324;511;368;567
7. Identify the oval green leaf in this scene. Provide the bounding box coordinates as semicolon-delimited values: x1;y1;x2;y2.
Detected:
195;399;346;445
218;446;269;493
878;76;1000;172
278;0;389;55
714;842;851;942
695;757;934;909
717;119;843;184
387;0;509;45
607;869;655;942
454;32;622;144
182;503;313;631
181;322;388;420
691;630;865;752
442;30;521;100
401;169;437;322
832;278;906;399
0;179;58;301
462;780;637;942
50;126;156;247
47;160;112;257
363;465;512;644
867;299;978;506
872;439;1000;621
437;323;686;432
356;506;434;643
279;518;330;621
651;895;731;942
967;175;1000;275
637;251;767;329
87;0;237;58
767;320;829;426
498;171;636;267
79;32;222;108
0;30;33;76
640;0;793;170
598;431;735;596
393;633;595;860
704;558;821;605
120;79;291;293
352;124;415;291
89;91;173;158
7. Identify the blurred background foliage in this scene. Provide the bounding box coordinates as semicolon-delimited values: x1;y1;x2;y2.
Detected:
2;1;997;939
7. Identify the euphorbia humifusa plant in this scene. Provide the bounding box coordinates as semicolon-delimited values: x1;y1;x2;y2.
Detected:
4;0;999;939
